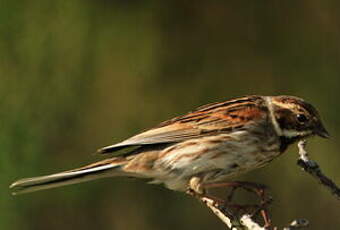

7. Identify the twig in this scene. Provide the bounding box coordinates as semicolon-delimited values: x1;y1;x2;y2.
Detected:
240;215;266;230
283;219;309;230
200;196;308;230
200;196;264;230
297;140;340;200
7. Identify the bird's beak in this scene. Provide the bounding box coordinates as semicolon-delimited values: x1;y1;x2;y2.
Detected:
314;123;330;139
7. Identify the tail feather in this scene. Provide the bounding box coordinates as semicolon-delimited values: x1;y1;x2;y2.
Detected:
10;159;126;195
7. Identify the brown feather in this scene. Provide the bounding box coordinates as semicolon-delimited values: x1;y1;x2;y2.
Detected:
99;96;268;154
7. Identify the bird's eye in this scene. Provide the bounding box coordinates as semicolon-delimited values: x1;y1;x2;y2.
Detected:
296;114;308;123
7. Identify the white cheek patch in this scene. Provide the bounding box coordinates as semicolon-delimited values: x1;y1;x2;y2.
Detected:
265;97;283;136
281;129;312;138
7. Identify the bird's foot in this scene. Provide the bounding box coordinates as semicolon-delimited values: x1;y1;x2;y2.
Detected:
202;181;273;229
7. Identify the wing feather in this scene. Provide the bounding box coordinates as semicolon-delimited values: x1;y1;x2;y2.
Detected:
98;96;266;154
98;124;202;154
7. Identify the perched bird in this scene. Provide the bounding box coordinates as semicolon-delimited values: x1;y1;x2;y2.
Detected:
10;95;329;195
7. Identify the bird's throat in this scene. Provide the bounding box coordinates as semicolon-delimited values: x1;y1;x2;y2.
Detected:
279;136;300;152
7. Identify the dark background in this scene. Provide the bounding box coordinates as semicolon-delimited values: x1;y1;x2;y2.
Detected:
1;1;339;229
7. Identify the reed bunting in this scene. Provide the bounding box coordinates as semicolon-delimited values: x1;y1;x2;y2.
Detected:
10;95;329;195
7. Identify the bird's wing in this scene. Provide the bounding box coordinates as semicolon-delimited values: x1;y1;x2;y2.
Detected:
98;96;266;154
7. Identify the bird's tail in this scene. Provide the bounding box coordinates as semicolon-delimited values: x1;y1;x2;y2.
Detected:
10;158;130;195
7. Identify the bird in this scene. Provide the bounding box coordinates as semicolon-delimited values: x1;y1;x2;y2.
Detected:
10;95;329;195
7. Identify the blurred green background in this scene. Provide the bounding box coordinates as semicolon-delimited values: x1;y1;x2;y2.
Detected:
1;1;340;229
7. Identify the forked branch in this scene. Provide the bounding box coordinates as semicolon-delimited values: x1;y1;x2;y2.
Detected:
297;140;340;200
200;196;263;230
200;196;308;230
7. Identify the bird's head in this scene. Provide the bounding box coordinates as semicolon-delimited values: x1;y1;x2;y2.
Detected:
270;95;329;140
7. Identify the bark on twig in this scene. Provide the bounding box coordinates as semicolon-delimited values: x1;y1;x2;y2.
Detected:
200;196;308;230
297;140;340;200
200;196;264;230
283;219;309;230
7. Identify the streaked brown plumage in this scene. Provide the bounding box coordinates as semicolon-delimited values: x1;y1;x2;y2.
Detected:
10;95;329;195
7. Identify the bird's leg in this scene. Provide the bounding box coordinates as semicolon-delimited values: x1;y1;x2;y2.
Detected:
252;188;273;229
233;182;273;228
202;181;269;204
187;176;205;195
187;177;225;205
202;181;267;194
227;186;238;203
202;181;273;228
